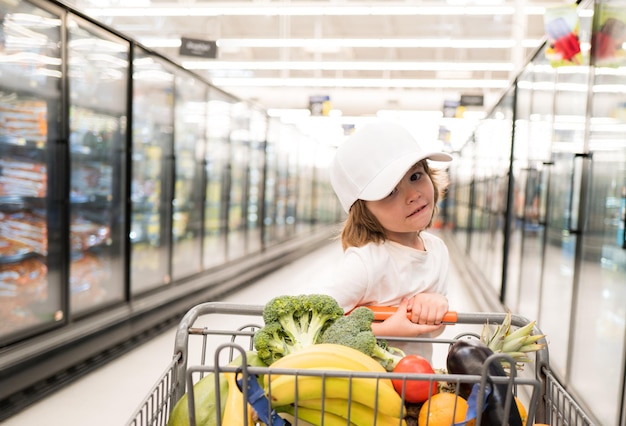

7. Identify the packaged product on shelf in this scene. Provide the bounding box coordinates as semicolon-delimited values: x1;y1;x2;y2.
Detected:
71;163;113;198
70;217;111;251
0;256;48;339
0;98;47;142
69;252;107;310
0;210;48;255
0;257;48;304
0;235;33;258
0;158;47;197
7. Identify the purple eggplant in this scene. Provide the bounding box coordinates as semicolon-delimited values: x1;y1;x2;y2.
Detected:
446;339;523;426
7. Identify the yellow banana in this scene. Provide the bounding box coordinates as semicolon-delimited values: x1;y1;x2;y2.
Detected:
297;398;407;426
278;405;356;426
268;371;405;419
270;343;387;373
222;372;256;425
267;343;393;390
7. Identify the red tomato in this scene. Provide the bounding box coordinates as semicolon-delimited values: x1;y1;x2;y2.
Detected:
391;355;438;403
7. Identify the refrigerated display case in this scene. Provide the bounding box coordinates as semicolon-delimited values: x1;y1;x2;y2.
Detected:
171;72;206;281
224;102;266;259
282;124;300;238
572;148;626;425
246;107;267;254
468;90;514;297
0;0;63;345
67;14;129;314
130;47;175;293
295;133;316;234
311;140;341;225
203;90;232;269
539;65;590;381
0;1;341;419
449;139;475;251
446;2;625;422
227;101;250;260
515;162;550;319
568;63;626;425
508;57;555;321
264;122;299;246
263;118;280;245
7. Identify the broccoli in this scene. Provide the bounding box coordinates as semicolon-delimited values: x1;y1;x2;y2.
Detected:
253;322;291;365
253;294;345;365
319;306;405;371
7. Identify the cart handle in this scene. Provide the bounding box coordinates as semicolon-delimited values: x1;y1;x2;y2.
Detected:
354;306;458;323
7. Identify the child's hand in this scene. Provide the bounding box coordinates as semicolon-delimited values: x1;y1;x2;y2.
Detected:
371;298;443;337
407;293;449;325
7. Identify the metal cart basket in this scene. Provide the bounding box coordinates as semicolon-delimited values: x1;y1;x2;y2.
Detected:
127;302;595;426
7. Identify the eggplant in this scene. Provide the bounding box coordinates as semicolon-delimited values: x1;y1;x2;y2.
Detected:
446;339;523;426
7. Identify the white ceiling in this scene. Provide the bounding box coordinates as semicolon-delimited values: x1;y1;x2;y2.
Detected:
64;0;566;146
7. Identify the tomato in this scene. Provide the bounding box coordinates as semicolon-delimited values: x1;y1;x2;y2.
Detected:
391;355;438;403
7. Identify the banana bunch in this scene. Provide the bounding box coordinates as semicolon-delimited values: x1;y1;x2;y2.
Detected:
266;343;407;426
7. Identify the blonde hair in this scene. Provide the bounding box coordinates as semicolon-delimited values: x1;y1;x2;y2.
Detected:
339;160;449;250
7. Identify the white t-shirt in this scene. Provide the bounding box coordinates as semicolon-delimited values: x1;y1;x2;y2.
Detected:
319;231;449;312
316;231;450;361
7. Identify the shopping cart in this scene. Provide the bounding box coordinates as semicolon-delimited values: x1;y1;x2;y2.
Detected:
126;302;595;426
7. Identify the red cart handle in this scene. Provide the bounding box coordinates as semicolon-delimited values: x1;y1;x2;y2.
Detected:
353;306;458;323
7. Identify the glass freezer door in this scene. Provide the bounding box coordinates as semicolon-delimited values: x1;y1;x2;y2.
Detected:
0;2;63;343
227;102;250;260
67;15;129;314
517;164;549;321
130;49;175;293
246;108;267;254
540;152;580;379
539;65;589;381
171;74;206;281
262;119;280;246
203;93;232;270
569;141;626;425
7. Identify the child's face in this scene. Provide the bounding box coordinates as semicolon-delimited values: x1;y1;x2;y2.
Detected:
364;162;435;241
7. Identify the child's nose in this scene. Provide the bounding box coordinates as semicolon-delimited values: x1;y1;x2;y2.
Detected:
405;187;421;203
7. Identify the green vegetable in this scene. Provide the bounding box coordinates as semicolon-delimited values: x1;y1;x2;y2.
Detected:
167;351;266;426
253;294;345;365
167;371;227;426
319;306;404;371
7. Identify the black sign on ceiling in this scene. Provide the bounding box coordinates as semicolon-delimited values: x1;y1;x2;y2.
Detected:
460;94;484;107
180;37;218;58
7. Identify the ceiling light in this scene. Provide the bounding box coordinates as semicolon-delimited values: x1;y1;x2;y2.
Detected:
217;38;508;49
139;37;542;50
377;110;444;119
84;4;546;17
210;77;509;89
182;60;514;72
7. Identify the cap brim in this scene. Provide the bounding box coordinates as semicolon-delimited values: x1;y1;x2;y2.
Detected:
359;151;452;202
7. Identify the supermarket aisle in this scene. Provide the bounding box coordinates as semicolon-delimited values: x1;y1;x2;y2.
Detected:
2;233;484;426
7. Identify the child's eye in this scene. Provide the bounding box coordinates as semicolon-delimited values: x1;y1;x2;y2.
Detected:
387;187;398;197
410;172;422;181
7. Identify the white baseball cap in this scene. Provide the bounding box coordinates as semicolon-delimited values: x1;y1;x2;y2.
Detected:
330;121;453;213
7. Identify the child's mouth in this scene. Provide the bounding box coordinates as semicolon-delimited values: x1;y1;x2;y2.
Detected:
407;205;425;218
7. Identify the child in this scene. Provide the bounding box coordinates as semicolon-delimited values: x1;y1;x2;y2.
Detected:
320;120;453;360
